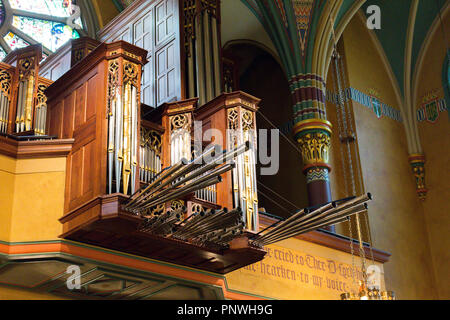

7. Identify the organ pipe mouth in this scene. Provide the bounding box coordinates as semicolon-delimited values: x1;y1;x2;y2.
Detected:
367;192;373;200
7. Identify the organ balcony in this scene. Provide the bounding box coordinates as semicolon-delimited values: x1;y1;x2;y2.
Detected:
39;39;267;274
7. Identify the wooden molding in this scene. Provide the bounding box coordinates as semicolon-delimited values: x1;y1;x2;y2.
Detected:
0;136;74;159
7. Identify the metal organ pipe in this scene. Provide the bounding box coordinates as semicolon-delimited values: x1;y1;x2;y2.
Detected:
107;60;140;196
211;14;221;96
203;12;214;101
195;12;206;105
185;1;222;104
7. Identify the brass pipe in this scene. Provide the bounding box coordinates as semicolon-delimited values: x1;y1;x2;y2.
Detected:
257;202;365;244
126;158;188;208
137;160;234;210
259;205;368;246
140;175;223;210
179;208;242;239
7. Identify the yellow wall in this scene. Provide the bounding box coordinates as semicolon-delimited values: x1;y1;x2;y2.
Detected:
91;0;120;29
226;237;385;300
326;16;438;299
414;14;450;299
0;154;66;242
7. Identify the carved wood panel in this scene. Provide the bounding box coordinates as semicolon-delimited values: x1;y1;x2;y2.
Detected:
156;40;176;105
99;0;180;108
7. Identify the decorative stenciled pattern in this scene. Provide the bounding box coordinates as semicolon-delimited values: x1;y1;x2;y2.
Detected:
416;98;447;123
12;16;80;52
306;167;329;183
416;90;447;123
327;87;403;122
292;0;315;56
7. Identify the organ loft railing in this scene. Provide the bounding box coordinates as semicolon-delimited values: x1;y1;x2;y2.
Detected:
0;45;53;136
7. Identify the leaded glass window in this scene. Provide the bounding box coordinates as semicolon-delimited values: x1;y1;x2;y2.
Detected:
0;0;84;61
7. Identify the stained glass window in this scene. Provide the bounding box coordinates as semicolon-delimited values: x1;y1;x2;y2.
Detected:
4;31;29;50
9;0;72;17
0;0;84;61
12;16;79;52
0;1;5;28
0;47;6;61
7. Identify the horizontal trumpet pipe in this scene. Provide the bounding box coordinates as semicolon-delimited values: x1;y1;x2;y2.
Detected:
256;194;371;243
257;204;332;242
259;205;368;245
139;161;235;210
136;162;235;210
183;214;242;240
126;158;188;207
173;209;221;236
140;176;223;210
257;202;367;244
176;208;241;239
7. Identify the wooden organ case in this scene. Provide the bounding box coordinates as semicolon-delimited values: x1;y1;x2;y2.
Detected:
44;39;266;273
37;0;266;274
0;45;53;136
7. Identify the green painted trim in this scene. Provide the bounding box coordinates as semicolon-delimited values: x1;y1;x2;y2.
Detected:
274;0;302;73
241;0;293;77
257;1;296;77
305;0;327;73
0;239;61;245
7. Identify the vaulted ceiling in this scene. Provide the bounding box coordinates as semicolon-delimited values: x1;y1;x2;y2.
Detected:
362;0;448;97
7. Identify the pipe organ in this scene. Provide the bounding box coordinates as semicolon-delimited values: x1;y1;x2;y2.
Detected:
195;92;261;232
15;57;37;133
0;45;52;136
227;107;259;232
106;57;143;195
183;0;222;105
0;68;12;134
140;124;163;184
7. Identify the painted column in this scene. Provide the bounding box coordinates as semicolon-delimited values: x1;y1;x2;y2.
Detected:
291;74;333;208
408;154;427;201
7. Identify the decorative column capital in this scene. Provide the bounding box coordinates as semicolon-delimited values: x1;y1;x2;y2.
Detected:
408;153;427;201
294;119;333;177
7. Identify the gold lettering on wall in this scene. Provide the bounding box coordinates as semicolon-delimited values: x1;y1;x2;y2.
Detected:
226;241;385;300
